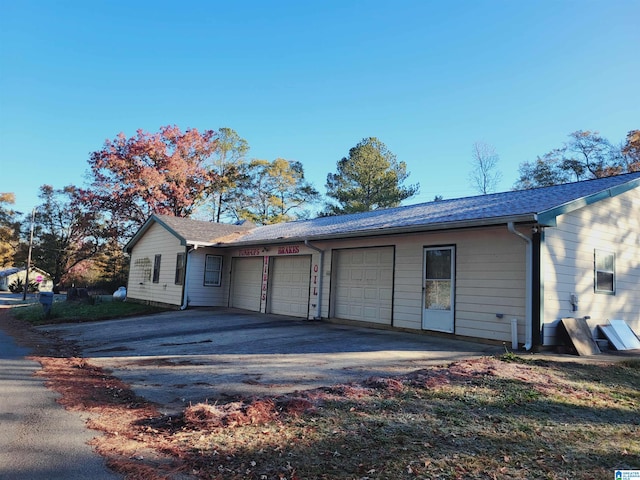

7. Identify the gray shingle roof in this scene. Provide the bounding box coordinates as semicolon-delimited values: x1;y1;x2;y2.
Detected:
125;172;640;250
124;215;254;252
154;214;254;244
229;172;640;244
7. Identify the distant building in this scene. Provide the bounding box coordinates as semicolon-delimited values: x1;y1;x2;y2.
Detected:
0;267;54;292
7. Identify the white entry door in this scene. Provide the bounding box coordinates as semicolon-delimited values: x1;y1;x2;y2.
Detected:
422;246;455;333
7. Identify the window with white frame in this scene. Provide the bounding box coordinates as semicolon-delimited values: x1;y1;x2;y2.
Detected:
204;255;222;286
594;250;615;294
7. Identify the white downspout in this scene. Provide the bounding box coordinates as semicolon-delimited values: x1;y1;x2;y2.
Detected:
507;222;533;351
304;240;324;320
180;245;196;310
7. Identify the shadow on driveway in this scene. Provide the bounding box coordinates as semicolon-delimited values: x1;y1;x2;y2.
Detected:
40;308;502;413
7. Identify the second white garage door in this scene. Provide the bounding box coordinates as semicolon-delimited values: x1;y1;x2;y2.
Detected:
268;256;311;318
230;257;263;312
333;247;394;324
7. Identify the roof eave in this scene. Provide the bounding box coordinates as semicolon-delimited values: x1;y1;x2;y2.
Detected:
184;240;219;249
124;214;188;253
220;214;539;246
537;176;640;226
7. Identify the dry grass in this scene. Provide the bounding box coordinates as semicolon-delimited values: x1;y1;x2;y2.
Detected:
3;309;638;479
31;354;640;480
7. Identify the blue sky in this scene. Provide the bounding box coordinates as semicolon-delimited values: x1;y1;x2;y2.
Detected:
1;0;638;216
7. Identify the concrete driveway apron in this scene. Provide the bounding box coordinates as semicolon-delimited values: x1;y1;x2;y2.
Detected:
0;308;121;480
41;308;502;414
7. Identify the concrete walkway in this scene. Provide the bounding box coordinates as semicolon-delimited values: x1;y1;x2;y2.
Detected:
0;311;121;480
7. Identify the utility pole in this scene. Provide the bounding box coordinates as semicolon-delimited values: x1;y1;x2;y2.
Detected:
22;208;35;301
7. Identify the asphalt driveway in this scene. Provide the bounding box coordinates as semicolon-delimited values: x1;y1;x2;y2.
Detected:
40;308;502;413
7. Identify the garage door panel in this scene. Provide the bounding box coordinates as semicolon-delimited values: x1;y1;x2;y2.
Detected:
268;256;311;318
334;247;394;325
380;288;393;301
365;269;379;282
364;251;379;263
364;288;378;300
350;287;363;299
350;269;364;281
231;257;263;312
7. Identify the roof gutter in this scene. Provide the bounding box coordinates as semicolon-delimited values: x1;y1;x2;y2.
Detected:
304;240;324;320
225;214;538;247
507;222;533;351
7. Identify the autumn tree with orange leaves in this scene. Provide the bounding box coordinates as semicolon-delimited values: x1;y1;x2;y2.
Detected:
84;125;219;232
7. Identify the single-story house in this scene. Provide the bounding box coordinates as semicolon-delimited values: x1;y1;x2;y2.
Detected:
124;172;640;350
0;266;54;292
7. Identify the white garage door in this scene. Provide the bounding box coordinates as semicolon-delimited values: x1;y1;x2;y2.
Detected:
268;256;311;318
230;257;263;312
333;247;394;324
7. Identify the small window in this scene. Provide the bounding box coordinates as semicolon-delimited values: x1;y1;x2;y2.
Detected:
175;253;185;285
594;250;615;294
204;255;222;286
152;254;161;283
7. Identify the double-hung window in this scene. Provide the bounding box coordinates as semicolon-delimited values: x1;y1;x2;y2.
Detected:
204;255;222;287
594;250;615;294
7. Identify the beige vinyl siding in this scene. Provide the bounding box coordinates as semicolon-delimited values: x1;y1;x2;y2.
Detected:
126;222;185;306
186;249;230;307
542;187;640;344
316;226;528;343
411;228;526;343
392;241;423;329
390;229;527;343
